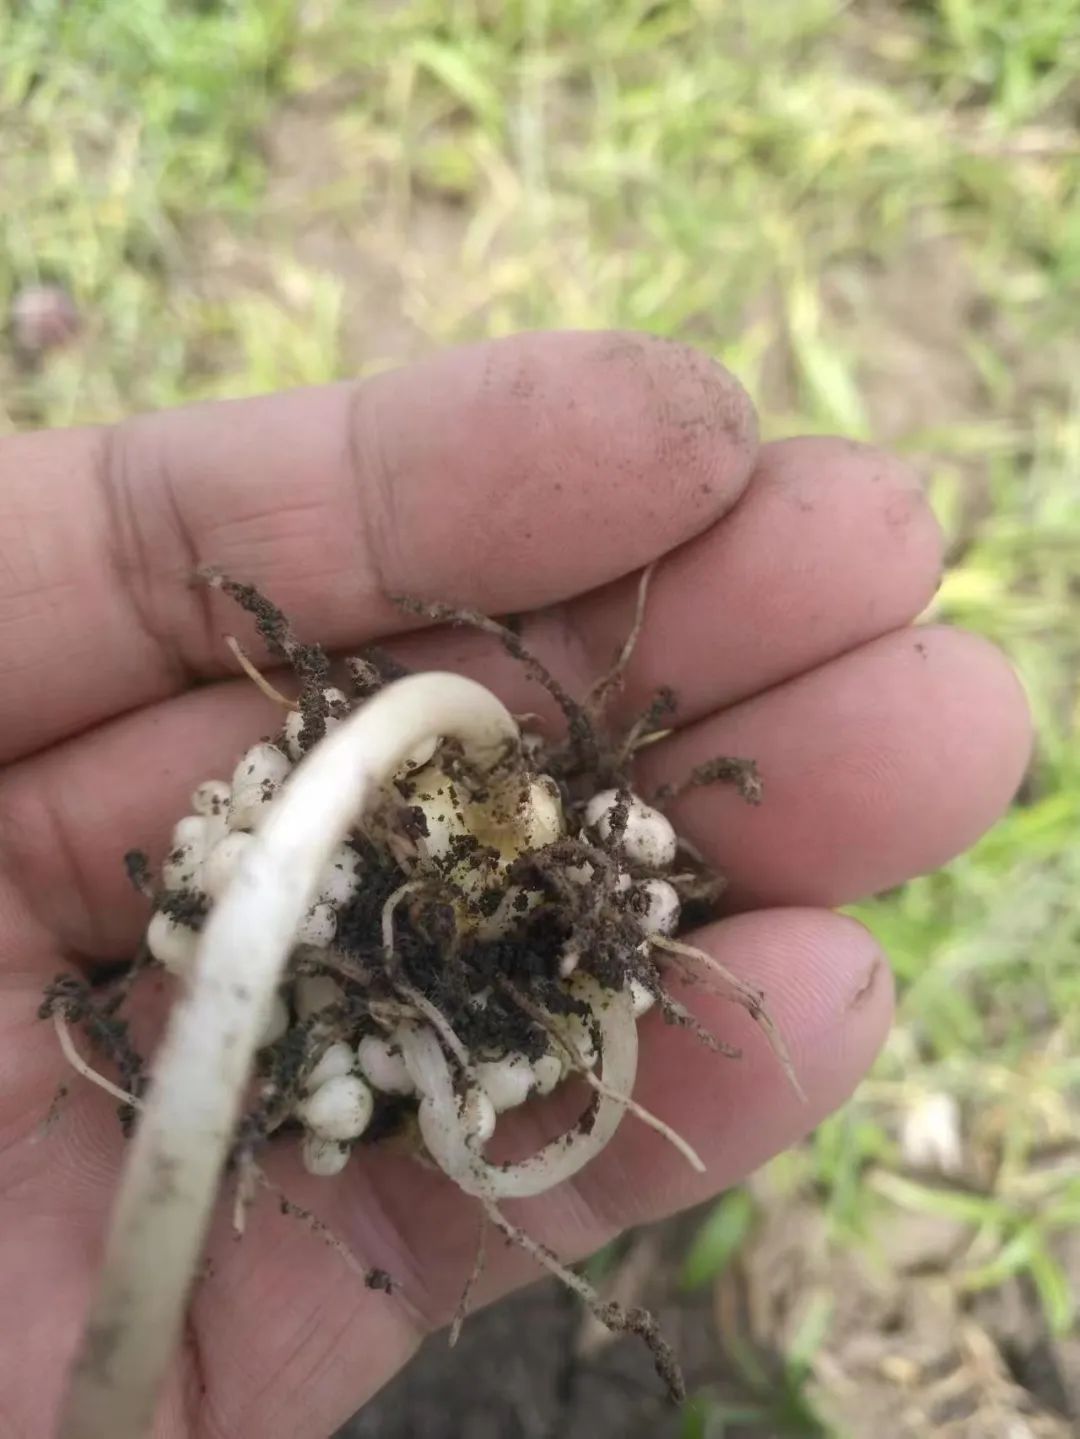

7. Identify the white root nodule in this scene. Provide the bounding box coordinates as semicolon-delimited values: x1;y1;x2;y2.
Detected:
59;672;519;1439
585;789;677;869
297;1073;374;1142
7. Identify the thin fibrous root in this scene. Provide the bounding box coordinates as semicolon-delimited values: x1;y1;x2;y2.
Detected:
626;726;672;754
381;879;426;965
494;976;705;1173
651;755;763;809
394;979;473;1071
53;1013;143;1112
449;1213;487;1348
584;562;655;719
655;991;741;1061
394;595;599;765
251;1165;395;1293
579;1064;705;1172
617;686;678;767
197;567;331;685
224;635;299;710
480;1198;685;1405
231;1150;259;1238
651;936;805;1102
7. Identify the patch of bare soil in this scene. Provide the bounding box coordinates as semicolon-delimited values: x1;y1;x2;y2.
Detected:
719;1169;1079;1439
186;96;475;374
341;1210;819;1439
343;1173;1080;1439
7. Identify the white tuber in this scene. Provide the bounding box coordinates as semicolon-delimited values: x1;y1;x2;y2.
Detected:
298;1074;374;1142
407;764;562;876
633;878;680;937
629;980;656;1017
295;901;337;949
531;1052;562;1096
301;1134;351;1178
191;780;230;818
227;742;291;831
585;789;677;869
146;912;198;978
302;1041;356;1093
257;993;290;1048
522;776;563;850
60;671;519;1439
475;885;542;941
461;1089;497;1145
476;1053;535;1113
356;1033;414;1095
406;764;469;862
161;815;213;891
558;944;580;979
316;843;362;908
202;831;254;900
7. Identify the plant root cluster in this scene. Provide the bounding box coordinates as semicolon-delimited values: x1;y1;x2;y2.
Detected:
45;568;791;1408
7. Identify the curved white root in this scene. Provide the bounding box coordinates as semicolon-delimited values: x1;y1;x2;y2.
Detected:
394;980;473;1070
381;879;425;963
494;975;705;1173
651;934;806;1103
585;561;654;716
576;1064;705;1173
59;673;519;1439
223;634;298;709
399;978;639;1201
53;1014;143;1112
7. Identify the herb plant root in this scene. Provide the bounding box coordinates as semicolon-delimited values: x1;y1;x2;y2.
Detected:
47;569;795;1437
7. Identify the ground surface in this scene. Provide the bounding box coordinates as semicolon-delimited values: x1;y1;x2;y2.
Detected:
4;3;1080;1435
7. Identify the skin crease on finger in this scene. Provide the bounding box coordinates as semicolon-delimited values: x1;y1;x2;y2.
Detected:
0;331;759;765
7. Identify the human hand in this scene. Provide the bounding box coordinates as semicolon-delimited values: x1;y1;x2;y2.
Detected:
0;331;1030;1437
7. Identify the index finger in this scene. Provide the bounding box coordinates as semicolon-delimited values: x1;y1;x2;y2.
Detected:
0;330;757;764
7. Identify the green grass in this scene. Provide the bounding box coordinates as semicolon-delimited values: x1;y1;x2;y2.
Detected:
4;0;1080;1422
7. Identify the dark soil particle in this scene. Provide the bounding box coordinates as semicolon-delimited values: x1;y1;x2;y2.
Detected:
158;888;209;929
346;648;411;695
123;849;153;896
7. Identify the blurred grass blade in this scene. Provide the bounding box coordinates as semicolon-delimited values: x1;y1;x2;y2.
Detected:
1028;1242;1075;1336
679;1189;754;1292
409;38;502;131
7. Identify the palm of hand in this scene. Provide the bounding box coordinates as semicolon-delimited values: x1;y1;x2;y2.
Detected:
0;333;1029;1438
